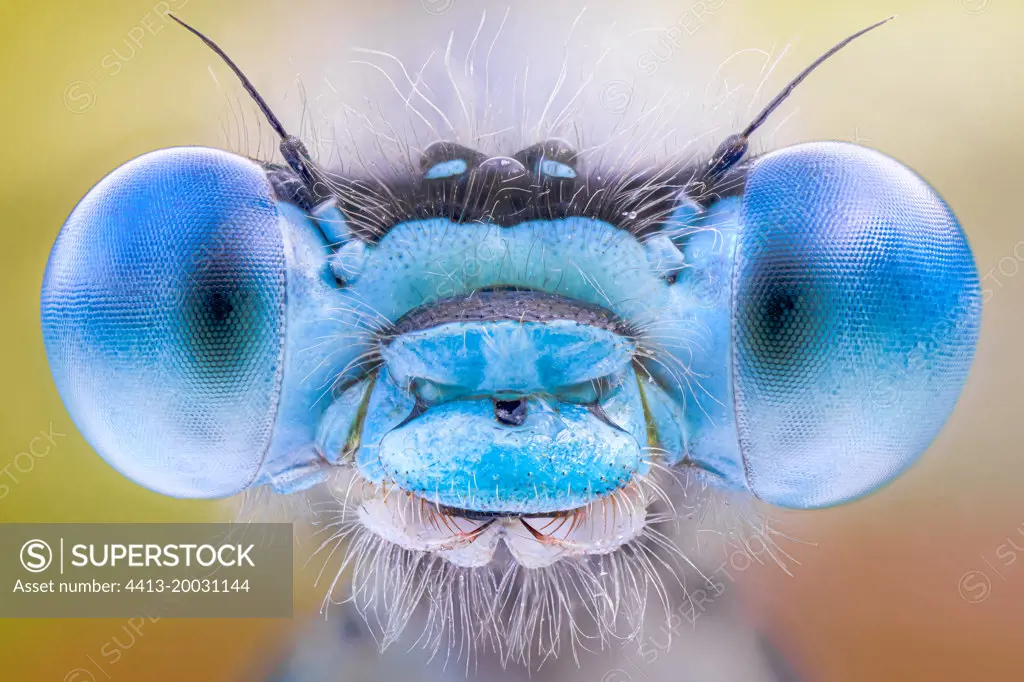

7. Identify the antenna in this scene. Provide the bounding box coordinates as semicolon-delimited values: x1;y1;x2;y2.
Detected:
169;14;326;203
704;16;895;182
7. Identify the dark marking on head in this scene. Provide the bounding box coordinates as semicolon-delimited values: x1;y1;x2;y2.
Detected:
382;289;636;343
514;138;579;176
264;141;747;244
494;398;528;426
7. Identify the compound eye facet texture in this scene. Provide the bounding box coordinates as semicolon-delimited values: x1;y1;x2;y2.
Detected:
41;147;287;498
732;142;981;508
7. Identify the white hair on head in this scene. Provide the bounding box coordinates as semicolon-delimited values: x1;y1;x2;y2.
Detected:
206;0;786;182
281;465;800;670
208;1;809;669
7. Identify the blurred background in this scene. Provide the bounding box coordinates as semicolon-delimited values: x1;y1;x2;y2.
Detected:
1;0;1021;679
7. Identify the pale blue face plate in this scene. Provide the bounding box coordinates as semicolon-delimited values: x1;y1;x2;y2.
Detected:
41;141;980;512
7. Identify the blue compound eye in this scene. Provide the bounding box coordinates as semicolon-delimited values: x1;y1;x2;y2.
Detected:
726;142;981;508
41;147;293;498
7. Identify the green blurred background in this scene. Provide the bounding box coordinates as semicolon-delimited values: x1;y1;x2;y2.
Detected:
1;0;1021;679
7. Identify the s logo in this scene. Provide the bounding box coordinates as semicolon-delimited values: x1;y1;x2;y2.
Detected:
20;539;52;573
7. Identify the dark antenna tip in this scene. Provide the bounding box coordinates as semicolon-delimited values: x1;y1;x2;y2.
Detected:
168;14;289;140
704;16;896;181
169;14;327;205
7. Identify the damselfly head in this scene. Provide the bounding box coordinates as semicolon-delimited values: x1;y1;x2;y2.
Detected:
40;11;978;665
